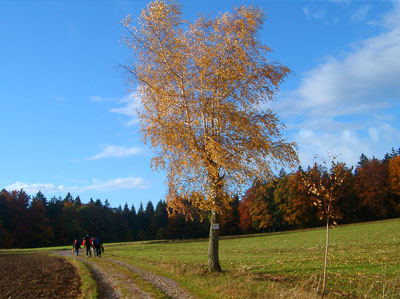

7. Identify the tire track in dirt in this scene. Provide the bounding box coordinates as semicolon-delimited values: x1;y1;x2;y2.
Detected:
104;257;197;299
84;260;123;299
89;257;154;299
54;250;195;298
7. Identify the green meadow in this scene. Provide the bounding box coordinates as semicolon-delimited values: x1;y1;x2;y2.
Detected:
104;219;400;298
2;219;400;298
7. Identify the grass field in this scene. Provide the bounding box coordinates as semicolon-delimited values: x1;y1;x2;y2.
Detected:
2;219;399;298
103;219;400;298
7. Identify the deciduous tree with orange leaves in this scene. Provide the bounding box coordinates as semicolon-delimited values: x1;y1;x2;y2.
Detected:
354;158;392;220
303;158;348;298
275;169;316;228
122;0;298;271
389;156;400;196
238;187;255;232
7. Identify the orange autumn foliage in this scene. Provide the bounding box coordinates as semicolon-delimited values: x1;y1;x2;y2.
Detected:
389;156;400;196
122;0;298;217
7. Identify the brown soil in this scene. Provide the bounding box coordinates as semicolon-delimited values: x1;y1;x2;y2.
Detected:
0;253;81;299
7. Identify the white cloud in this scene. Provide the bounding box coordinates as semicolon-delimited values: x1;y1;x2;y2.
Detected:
384;1;400;29
85;177;149;191
303;7;327;21
279;5;400;119
89;96;118;102
3;182;65;194
87;145;143;160
90;92;141;126
277;3;400;168
368;127;379;142
295;128;371;168
368;123;400;144
351;5;371;23
4;177;149;194
109;92;141;126
293;123;400;168
296;29;400;115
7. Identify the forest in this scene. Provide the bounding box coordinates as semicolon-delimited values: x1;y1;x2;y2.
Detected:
0;148;399;249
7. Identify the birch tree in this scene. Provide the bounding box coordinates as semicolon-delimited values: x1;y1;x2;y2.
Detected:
303;158;349;298
122;0;298;272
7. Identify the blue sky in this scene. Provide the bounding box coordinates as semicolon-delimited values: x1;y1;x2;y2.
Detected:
1;0;399;209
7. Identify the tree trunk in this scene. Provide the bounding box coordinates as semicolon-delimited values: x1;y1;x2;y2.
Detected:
321;197;332;299
208;210;221;272
321;217;329;299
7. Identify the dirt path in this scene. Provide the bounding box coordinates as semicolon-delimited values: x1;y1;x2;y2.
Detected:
54;250;124;298
85;260;123;299
53;250;196;299
105;257;196;299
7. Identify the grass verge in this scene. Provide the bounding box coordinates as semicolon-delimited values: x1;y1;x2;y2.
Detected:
63;256;98;299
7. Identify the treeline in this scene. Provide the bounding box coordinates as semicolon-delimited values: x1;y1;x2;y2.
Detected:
0;148;399;248
0;191;212;249
239;148;400;232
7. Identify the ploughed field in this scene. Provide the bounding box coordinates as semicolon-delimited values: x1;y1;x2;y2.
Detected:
0;254;81;299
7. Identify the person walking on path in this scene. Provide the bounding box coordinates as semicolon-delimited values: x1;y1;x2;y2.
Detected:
91;237;95;255
93;236;102;257
84;235;92;257
72;239;81;256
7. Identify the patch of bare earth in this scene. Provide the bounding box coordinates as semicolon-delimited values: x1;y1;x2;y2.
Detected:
0;254;80;299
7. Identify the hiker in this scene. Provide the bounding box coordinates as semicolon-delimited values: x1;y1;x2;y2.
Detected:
93;236;102;257
91;237;96;256
84;235;92;257
72;239;80;256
